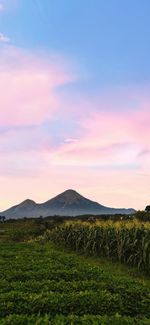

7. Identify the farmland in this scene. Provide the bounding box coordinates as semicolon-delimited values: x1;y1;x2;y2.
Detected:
0;241;150;324
0;218;150;324
49;220;150;274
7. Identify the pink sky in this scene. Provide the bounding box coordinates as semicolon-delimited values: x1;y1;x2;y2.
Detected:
0;46;150;211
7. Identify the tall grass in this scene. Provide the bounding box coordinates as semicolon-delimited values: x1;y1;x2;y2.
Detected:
49;220;150;274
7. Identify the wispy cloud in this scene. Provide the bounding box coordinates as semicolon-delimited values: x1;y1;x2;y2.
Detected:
64;138;79;143
1;0;20;12
0;3;4;11
0;45;150;210
0;33;10;43
0;47;76;126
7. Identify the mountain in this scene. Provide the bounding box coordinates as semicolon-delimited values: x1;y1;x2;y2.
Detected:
1;189;135;219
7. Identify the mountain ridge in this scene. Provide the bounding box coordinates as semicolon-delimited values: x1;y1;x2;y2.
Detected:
1;189;135;219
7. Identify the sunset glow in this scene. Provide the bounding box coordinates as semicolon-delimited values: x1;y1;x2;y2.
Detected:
0;0;150;211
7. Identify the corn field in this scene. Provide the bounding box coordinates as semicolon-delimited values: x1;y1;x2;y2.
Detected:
49;221;150;274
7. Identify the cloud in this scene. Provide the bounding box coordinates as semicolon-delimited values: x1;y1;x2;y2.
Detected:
0;47;150;211
1;0;21;12
0;3;4;11
0;33;10;42
0;47;76;126
48;107;150;172
0;126;51;153
64;138;79;143
1;78;150;174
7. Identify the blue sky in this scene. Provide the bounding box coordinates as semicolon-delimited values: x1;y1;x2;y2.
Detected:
0;0;150;210
1;0;150;86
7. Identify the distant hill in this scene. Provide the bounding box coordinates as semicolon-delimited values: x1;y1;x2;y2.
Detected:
1;189;135;219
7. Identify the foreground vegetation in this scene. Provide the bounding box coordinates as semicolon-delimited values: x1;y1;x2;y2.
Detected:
48;220;150;275
0;215;150;324
0;216;65;242
0;242;150;324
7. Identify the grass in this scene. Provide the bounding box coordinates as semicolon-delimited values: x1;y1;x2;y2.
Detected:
49;240;150;287
0;218;150;324
0;241;150;324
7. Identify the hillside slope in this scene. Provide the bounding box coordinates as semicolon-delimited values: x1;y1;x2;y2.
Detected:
1;189;135;219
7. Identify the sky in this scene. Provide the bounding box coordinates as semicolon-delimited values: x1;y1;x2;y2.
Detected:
0;0;150;211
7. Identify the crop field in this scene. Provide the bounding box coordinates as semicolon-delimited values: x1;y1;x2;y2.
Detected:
0;217;64;242
0;219;45;242
50;220;150;274
0;241;150;324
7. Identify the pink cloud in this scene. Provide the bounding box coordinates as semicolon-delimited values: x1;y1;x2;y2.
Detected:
0;126;52;153
0;59;150;211
0;33;10;42
48;107;150;172
0;47;76;126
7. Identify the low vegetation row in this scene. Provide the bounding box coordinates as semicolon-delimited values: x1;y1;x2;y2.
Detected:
0;242;150;324
1;314;150;325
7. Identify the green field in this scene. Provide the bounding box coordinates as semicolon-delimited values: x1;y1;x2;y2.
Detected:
0;219;48;242
0;240;150;324
0;217;150;324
